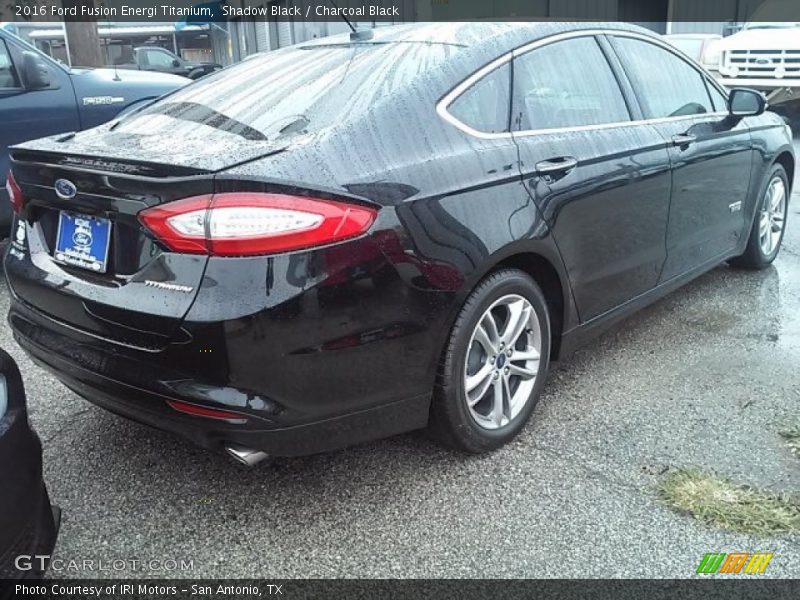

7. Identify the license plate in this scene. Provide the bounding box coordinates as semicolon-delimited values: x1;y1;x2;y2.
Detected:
54;212;112;273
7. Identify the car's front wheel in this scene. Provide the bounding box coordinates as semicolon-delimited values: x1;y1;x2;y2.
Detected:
430;269;551;453
730;164;790;269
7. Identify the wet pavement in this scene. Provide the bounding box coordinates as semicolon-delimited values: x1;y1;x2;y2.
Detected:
0;139;798;578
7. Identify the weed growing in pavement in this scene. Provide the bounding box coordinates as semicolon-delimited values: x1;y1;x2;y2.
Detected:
658;469;800;535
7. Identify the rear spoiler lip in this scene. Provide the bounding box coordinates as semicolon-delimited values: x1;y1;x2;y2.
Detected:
9;149;214;181
8;145;290;181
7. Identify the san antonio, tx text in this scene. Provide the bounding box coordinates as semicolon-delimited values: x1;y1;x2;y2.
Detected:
16;583;283;597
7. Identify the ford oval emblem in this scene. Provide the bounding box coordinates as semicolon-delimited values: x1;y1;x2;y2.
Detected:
54;178;77;200
72;230;92;247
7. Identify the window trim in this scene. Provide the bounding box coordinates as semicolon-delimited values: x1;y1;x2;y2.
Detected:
437;29;730;140
448;59;512;135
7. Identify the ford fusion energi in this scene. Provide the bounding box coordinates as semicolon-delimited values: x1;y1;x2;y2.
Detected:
3;22;794;464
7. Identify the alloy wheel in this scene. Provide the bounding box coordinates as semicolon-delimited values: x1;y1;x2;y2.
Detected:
759;176;787;256
463;294;542;430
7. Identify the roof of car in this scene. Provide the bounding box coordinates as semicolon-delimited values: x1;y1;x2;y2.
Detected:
293;22;657;116
301;21;656;55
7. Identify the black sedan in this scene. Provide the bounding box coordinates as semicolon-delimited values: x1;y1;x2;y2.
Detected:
3;23;795;463
0;348;59;580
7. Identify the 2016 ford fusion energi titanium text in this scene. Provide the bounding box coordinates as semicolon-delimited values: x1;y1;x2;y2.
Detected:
4;23;795;461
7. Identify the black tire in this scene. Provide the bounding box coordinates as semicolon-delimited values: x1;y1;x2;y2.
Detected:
429;268;551;453
729;164;790;270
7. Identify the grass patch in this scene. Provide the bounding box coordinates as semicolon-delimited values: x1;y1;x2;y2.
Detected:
780;427;800;458
658;469;800;535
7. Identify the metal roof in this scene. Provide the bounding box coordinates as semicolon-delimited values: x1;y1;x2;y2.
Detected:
28;24;208;39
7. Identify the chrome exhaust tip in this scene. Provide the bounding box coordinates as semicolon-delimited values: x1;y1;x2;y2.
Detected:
225;444;270;467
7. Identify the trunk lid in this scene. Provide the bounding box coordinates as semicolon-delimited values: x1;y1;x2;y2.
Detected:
5;145;224;351
6;126;291;350
14;119;292;173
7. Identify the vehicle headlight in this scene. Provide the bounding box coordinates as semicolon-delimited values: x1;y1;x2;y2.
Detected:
702;42;722;68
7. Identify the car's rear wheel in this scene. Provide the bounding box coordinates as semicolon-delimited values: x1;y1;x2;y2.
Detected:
430;269;551;453
729;164;789;270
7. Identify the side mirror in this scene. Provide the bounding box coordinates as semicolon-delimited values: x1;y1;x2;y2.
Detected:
172;59;181;68
728;88;766;117
21;51;51;90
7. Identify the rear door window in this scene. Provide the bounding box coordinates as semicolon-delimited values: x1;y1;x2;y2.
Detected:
512;36;631;131
612;36;715;118
448;62;510;134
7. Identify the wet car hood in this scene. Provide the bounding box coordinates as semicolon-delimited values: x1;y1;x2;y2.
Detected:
12;122;293;174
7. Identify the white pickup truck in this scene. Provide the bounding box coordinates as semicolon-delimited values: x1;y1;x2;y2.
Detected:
711;9;800;126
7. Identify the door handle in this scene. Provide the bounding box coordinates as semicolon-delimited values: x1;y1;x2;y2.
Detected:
671;133;697;147
535;156;578;175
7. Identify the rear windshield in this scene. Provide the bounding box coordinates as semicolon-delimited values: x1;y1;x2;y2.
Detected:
116;42;459;142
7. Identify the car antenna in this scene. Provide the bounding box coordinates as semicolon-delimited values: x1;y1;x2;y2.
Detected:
327;0;373;41
103;16;121;81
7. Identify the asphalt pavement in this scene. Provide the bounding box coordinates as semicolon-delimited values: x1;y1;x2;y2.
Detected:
1;139;798;579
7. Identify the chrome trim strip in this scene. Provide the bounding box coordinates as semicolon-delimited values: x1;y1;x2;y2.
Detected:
435;53;513;140
437;28;732;140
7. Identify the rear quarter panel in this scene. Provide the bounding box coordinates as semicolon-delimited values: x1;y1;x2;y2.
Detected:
214;88;574;400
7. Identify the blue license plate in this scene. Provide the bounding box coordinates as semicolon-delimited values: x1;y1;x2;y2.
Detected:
54;212;112;273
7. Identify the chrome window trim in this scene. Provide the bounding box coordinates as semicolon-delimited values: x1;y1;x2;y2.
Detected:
436;53;513;140
436;28;730;140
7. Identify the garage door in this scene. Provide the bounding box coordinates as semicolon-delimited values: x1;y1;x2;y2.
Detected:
268;0;294;48
276;18;293;47
255;21;269;52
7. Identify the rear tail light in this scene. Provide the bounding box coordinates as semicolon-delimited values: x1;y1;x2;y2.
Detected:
166;400;249;424
5;171;24;214
139;193;377;256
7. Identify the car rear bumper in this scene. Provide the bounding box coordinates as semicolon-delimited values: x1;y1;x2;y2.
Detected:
8;297;432;457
